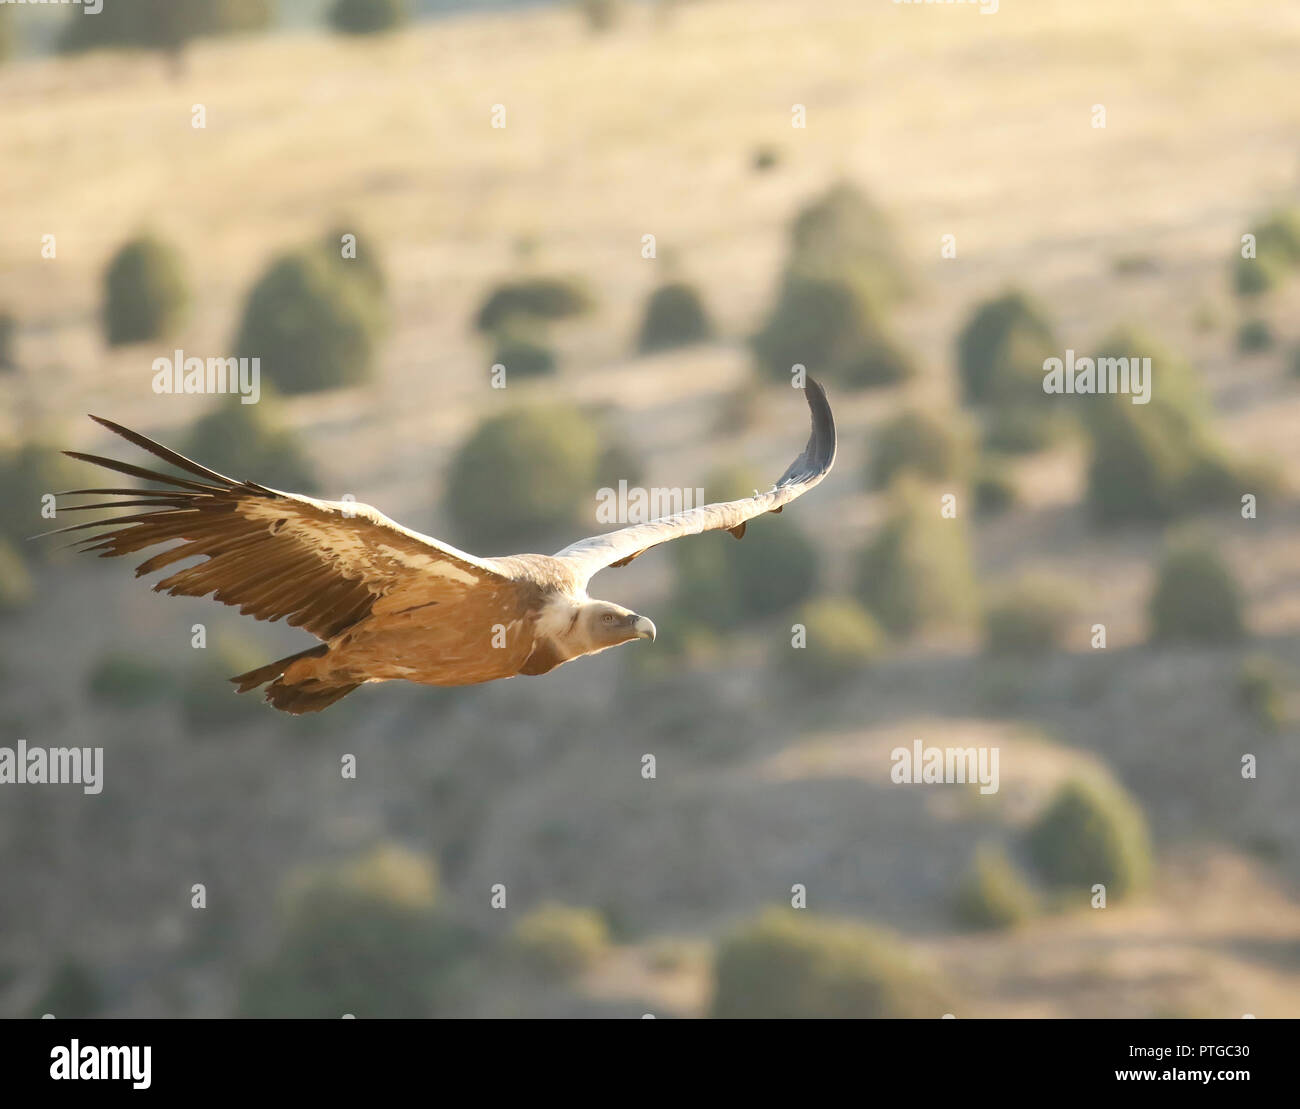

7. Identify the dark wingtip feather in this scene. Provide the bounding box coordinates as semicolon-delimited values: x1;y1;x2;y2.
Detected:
776;377;836;488
61;450;221;494
86;415;238;488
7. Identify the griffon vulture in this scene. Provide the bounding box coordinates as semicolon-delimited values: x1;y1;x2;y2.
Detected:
50;381;835;714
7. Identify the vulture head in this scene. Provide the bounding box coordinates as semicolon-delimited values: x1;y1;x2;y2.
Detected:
582;601;657;652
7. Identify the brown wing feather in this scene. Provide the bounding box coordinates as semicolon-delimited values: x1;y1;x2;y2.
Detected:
51;416;512;642
553;379;835;583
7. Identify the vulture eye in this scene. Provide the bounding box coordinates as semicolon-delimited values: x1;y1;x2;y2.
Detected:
601;613;616;624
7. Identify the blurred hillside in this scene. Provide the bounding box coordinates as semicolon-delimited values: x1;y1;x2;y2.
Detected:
1;0;1299;1018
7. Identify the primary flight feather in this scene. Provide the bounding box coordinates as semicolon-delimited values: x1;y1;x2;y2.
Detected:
52;381;836;714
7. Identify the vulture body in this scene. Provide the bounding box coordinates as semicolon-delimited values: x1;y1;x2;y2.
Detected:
52;381;835;714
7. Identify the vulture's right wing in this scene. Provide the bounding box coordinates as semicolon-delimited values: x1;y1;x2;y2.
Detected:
47;416;512;642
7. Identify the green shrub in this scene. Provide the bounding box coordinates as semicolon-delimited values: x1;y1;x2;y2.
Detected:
953;844;1039;930
973;459;1017;516
637;282;713;353
867;409;969;489
27;959;103;1019
983;576;1077;656
182;397;319;493
982;404;1063;455
310;223;389;342
0;311;15;370
1255;208;1300;263
1084;399;1195;523
1232;252;1286;298
836;335;915;389
1025;776;1152;901
1148;539;1244;644
1231;209;1300;296
445;406;602;550
1236;317;1274;353
238;844;458;1018
752;272;915;389
784;598;884;690
853;479;976;638
490;323;557;380
956;289;1058;405
1249;208;1300;272
102;234;190;346
711;908;950;1018
752;181;915;387
785;182;911;301
61;0;272;55
673;520;819;630
510;903;610;980
0;538;33;617
672;467;819;629
87;653;170;708
670;540;736;628
329;0;408;35
234;248;382;394
577;0;624;32
752;145;780;172
1083;328;1248;524
473;276;594;334
1237;656;1284;732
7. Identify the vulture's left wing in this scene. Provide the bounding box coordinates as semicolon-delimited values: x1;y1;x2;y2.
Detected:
554;379;835;583
48;416;512;641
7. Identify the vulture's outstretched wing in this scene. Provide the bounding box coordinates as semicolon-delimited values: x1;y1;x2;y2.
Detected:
554;379;835;583
49;416;511;641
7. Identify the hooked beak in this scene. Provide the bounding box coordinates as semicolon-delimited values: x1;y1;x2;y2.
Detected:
632;615;657;642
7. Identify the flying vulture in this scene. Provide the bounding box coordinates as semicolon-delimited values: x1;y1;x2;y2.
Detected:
51;381;835;714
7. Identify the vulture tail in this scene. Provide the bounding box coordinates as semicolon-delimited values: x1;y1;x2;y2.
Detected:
229;644;360;715
262;678;361;715
229;645;327;693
